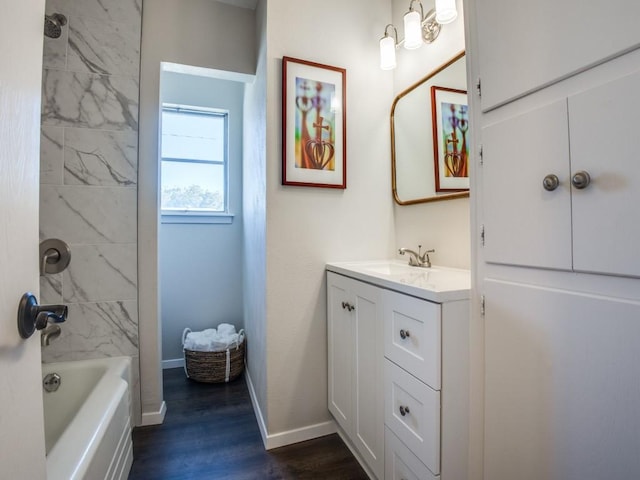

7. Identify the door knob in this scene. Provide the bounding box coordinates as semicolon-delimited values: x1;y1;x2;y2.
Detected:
542;174;560;191
571;171;591;189
17;292;67;339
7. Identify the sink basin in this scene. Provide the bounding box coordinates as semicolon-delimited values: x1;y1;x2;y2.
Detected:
326;260;470;302
357;262;439;276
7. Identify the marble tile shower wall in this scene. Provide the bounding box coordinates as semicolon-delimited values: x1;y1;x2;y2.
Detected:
39;0;142;420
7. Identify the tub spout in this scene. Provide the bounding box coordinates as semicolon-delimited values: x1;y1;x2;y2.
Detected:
41;324;61;347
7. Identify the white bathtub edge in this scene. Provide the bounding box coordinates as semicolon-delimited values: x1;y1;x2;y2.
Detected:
46;376;127;480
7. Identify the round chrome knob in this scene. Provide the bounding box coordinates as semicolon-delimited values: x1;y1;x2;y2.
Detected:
542;174;559;191
571;171;591;189
399;329;410;340
399;405;410;416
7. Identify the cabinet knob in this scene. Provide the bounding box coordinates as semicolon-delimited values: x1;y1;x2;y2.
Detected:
571;171;591;189
399;329;410;340
341;301;355;312
399;405;410;416
542;174;560;191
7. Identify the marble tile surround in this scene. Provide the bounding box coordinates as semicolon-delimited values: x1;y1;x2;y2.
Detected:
40;300;139;361
40;185;137;244
41;69;139;131
63;244;137;303
40;0;142;424
64;128;137;186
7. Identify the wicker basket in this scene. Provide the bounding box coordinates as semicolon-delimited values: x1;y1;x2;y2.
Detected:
182;328;245;383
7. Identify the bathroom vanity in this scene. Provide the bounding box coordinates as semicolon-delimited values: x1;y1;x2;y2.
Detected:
326;261;470;479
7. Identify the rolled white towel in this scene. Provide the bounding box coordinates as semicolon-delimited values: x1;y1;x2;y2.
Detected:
217;323;236;336
208;332;240;351
185;330;218;351
201;328;217;337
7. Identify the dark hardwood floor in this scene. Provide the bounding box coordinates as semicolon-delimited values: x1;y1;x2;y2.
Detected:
130;368;368;480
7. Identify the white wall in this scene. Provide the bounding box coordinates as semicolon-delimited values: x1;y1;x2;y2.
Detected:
242;0;268;439
160;72;245;362
139;0;255;422
392;0;471;270
262;0;396;437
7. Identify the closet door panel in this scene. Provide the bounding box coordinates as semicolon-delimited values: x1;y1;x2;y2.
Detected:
483;99;572;270
569;70;640;278
476;0;640;110
484;279;640;480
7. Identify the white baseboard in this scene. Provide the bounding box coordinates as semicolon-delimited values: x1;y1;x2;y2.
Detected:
245;366;269;447
244;366;337;450
162;358;184;369
139;400;167;426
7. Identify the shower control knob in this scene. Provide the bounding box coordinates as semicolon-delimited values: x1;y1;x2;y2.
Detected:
542;174;559;191
571;171;591;189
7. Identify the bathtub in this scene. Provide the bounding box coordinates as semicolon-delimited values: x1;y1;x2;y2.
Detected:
42;357;133;480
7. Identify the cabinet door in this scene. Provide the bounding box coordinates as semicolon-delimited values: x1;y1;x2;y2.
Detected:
483;99;572;270
351;279;384;479
476;0;640;110
569;70;640;278
484;279;640;480
327;272;353;433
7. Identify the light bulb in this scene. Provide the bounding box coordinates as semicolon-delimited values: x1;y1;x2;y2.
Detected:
435;0;458;24
403;9;423;50
379;36;396;70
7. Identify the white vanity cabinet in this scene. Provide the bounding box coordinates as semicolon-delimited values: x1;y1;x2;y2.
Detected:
326;262;470;480
327;271;384;479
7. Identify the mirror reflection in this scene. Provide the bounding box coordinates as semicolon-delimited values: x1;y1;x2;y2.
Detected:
391;51;468;205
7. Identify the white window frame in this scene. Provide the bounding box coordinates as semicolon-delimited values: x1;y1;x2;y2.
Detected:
160;103;233;224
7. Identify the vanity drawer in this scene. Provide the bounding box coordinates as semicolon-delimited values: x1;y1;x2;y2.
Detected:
383;289;441;389
385;359;441;475
385;427;439;480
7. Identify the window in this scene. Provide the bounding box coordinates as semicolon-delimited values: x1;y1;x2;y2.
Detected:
161;104;230;222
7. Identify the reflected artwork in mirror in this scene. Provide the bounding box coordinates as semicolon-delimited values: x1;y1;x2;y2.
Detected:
391;51;469;205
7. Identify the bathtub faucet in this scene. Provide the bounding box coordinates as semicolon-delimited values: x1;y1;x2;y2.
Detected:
41;324;62;347
398;245;435;268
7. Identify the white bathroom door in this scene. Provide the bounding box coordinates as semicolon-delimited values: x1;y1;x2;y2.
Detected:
0;0;47;477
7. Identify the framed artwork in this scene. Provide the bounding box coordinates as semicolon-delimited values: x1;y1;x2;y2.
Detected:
431;86;469;192
282;56;346;188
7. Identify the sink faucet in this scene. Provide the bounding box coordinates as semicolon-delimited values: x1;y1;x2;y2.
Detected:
398;245;435;268
41;324;62;347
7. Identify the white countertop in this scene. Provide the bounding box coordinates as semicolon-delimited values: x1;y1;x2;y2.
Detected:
326;260;471;303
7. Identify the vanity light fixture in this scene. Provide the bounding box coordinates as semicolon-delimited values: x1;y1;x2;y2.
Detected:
379;0;458;70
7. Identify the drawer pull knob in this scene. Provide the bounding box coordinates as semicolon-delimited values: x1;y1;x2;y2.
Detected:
571;170;591;189
399;405;410;416
399;329;410;339
341;301;355;312
542;173;560;191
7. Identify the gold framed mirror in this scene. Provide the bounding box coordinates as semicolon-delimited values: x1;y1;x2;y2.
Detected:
391;51;469;205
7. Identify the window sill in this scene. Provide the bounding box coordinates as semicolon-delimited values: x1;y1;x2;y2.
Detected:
161;212;235;224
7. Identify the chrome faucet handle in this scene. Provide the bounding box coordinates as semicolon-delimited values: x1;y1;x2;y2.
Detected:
421;248;435;267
